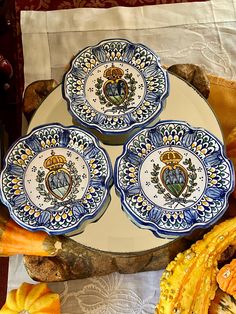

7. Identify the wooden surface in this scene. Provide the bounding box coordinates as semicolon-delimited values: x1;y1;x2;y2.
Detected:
24;234;191;282
23;201;236;282
23;65;217;281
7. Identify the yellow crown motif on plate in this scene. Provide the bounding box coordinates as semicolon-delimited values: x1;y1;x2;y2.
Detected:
103;64;124;81
43;154;67;171
160;149;183;165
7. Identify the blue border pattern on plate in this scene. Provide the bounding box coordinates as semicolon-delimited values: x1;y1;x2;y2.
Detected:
0;123;113;235
115;120;235;238
63;38;169;136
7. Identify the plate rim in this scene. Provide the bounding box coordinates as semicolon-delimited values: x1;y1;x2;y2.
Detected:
114;119;235;238
0;122;113;235
62;37;169;136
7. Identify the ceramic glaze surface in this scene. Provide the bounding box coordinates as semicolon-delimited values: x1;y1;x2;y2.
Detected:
63;39;168;135
85;62;146;116
26;75;224;252
0;124;112;235
115;120;234;238
24;147;89;209
140;146;207;210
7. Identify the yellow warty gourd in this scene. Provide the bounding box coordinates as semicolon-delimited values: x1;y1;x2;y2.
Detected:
156;216;236;314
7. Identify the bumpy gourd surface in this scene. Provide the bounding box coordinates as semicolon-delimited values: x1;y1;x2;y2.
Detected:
156;217;236;314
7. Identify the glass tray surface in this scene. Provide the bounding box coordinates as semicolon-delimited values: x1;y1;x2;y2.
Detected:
27;73;223;253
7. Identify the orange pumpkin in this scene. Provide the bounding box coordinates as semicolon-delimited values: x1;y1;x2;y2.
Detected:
209;289;236;314
217;259;236;298
226;126;236;198
0;282;60;314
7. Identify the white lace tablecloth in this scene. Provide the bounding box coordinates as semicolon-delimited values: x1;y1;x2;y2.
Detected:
8;1;236;313
9;256;160;313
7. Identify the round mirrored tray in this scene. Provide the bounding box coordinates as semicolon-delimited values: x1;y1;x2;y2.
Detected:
27;73;223;253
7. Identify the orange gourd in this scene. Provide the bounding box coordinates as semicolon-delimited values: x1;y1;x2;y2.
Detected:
0;282;60;314
0;208;62;257
217;259;236;298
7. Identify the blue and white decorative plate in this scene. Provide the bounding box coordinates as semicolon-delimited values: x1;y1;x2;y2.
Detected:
63;38;169;143
115;120;235;238
0;124;113;235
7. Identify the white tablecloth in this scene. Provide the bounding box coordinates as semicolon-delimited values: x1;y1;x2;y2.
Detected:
9;256;161;314
8;1;236;313
21;0;236;89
